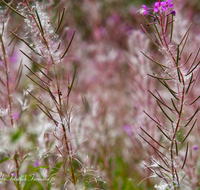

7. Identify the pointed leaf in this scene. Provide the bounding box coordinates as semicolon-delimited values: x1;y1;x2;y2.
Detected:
181;142;189;169
26;75;48;92
156;125;171;141
152;19;163;45
61;29;76;59
181;119;197;144
186;73;193;94
190;96;200;105
171;98;179;115
184;107;199;127
186;47;200;76
141;24;159;48
170;14;174;42
14;60;23;90
35;9;43;34
10;32;41;56
140;127;167;149
141;51;169;68
54;7;65;34
20;50;47;69
149;90;173;111
157;101;173;123
2;0;27;19
24;65;50;86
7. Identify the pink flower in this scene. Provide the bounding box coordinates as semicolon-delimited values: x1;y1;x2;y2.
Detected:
13;112;19;121
35;161;39;167
140;5;148;15
123;124;133;137
154;0;174;13
154;2;160;13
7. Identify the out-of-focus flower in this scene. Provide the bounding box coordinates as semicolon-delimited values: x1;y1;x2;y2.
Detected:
123;124;133;137
35;161;39;167
140;5;148;15
13;112;19;121
193;145;199;151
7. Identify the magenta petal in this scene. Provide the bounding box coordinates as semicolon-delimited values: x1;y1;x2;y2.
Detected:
154;8;159;12
169;4;173;8
142;5;147;9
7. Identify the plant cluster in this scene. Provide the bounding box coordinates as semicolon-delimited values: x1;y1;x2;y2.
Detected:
0;0;200;190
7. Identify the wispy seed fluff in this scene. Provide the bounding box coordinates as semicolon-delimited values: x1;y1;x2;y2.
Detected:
18;2;61;64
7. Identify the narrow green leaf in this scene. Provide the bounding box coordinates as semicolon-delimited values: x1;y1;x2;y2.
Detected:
24;65;50;86
0;157;10;164
183;52;193;67
180;31;189;56
176;45;180;67
184;107;200;127
26;166;49;175
186;73;193;94
28;91;57;114
33;63;52;81
152;19;163;45
26;75;48;92
61;29;76;59
157;163;171;173
177;68;181;82
46;85;59;106
141;24;160;48
142;15;156;32
147;74;173;80
10;31;41;56
179;24;192;46
156;125;171;141
148;90;173;111
20;50;47;69
186;61;200;76
141;51;169;68
139;134;166;157
49;162;63;175
14;60;23;90
37;104;55;121
175;140;178;156
0;77;5;87
18;155;29;171
158;79;179;100
188;69;200;95
8;25;20;46
165;14;169;33
186;47;200;76
67;64;77;96
171;98;179;115
54;8;65;34
35;9;43;34
140;127;167;149
190;96;200;105
155;15;160;25
170;14;174;42
157;101;173;123
181;119;197;144
143;110;163;128
181;142;189;169
2;0;27;19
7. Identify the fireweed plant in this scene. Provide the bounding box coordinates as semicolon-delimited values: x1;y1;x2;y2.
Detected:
140;0;200;189
0;0;107;189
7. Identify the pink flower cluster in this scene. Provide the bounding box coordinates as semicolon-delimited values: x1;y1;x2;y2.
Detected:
154;0;173;13
140;0;174;15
